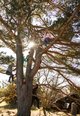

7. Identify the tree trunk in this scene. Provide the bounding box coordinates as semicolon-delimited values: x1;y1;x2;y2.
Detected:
16;44;33;115
16;34;33;116
16;31;42;115
17;76;33;116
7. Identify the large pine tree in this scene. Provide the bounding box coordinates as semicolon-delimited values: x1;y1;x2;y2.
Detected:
0;0;80;115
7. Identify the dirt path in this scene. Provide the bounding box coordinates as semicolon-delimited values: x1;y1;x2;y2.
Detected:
0;102;80;116
0;108;68;116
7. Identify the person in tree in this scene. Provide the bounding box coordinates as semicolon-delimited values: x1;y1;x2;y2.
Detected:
6;63;14;82
32;84;40;108
43;32;53;45
23;52;30;65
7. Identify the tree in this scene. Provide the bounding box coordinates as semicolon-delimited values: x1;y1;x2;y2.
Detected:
0;0;80;116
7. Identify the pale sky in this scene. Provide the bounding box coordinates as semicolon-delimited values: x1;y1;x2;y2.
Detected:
0;47;80;87
0;48;16;86
0;47;16;58
0;43;34;86
0;73;9;81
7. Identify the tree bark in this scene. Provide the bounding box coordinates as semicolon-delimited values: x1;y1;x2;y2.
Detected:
16;30;42;115
16;47;33;116
17;76;33;116
16;34;34;115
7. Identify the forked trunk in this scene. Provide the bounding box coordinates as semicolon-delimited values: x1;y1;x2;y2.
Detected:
16;36;33;116
16;33;42;116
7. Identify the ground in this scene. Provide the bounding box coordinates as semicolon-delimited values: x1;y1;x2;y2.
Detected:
0;102;80;116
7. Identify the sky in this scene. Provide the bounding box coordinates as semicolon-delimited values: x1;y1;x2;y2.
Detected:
0;42;35;87
0;13;80;87
0;47;16;58
0;47;16;87
0;0;80;89
0;45;80;87
0;73;9;87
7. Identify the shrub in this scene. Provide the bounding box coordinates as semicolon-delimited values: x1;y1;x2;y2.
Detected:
3;84;17;106
0;88;5;98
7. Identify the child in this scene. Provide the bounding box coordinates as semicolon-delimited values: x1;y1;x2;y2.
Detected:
44;37;52;45
43;32;53;46
6;63;14;82
32;84;40;108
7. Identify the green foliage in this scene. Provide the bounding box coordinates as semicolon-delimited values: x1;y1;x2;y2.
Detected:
51;16;74;41
0;52;15;65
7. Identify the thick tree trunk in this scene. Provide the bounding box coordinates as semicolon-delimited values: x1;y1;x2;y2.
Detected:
17;76;33;116
16;45;33;115
16;32;42;115
16;35;33;116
